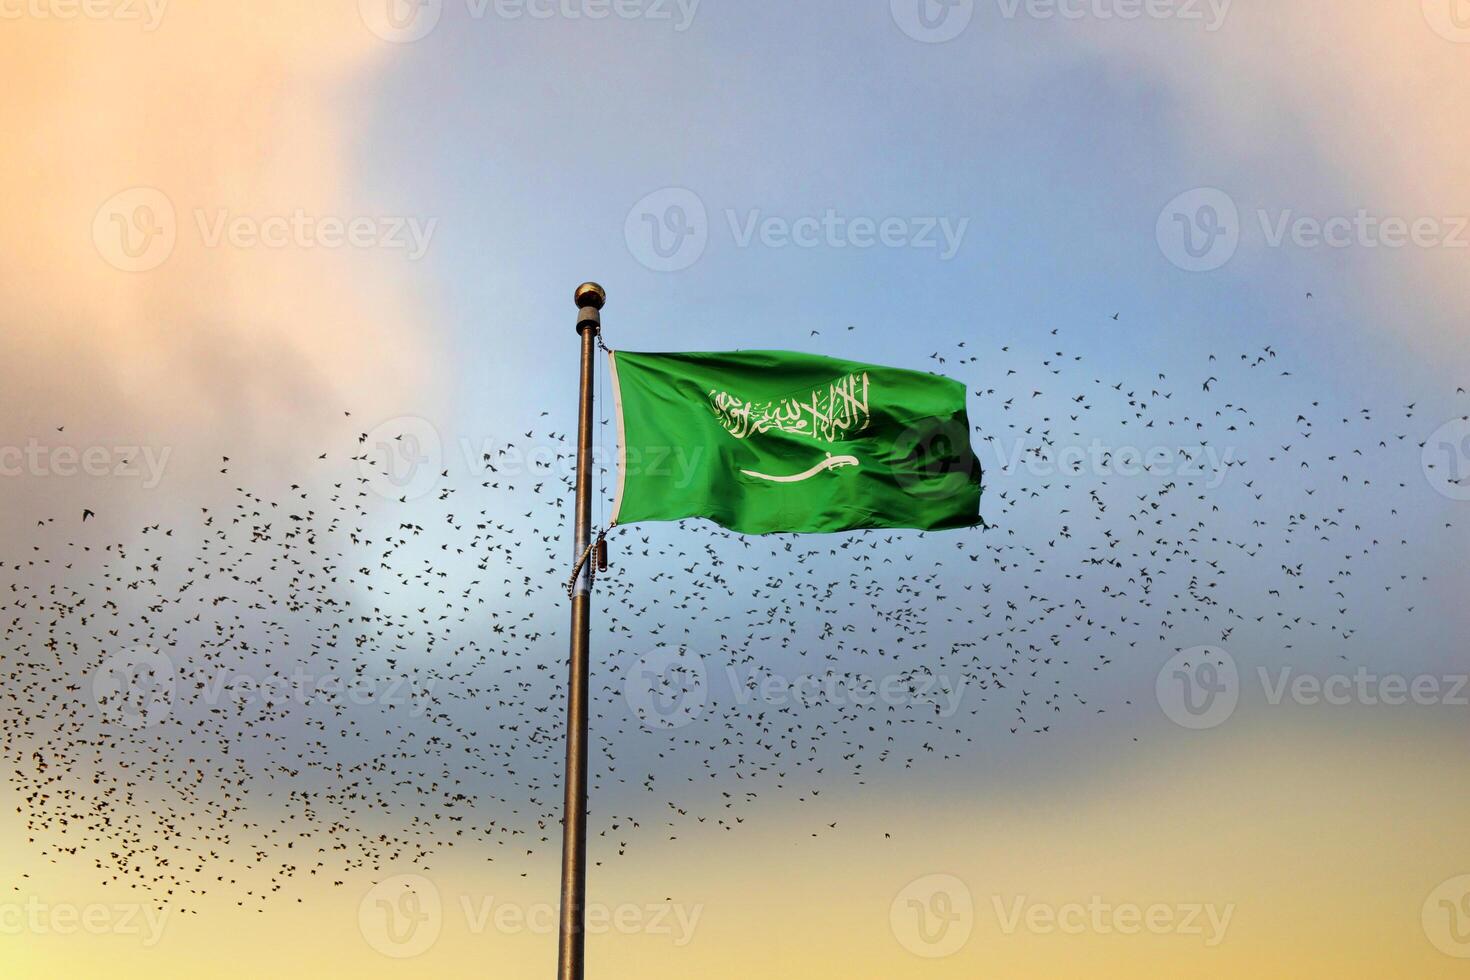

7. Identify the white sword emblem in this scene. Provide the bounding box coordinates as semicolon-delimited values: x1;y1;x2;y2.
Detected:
740;453;860;484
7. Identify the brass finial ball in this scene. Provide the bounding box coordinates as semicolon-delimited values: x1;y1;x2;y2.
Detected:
575;282;606;310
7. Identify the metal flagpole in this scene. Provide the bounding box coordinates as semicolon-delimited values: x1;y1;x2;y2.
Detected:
557;281;605;980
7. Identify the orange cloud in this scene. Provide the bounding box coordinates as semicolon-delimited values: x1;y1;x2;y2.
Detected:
1071;0;1470;345
0;3;438;495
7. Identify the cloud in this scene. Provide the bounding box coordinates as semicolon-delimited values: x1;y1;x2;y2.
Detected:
1066;0;1470;346
0;3;440;525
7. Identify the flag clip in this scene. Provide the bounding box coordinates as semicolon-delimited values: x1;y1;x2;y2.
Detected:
566;527;610;598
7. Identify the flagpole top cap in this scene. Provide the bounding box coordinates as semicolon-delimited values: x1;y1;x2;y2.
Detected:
575;282;606;310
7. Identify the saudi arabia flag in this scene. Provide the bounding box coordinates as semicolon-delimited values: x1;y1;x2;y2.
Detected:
607;350;983;535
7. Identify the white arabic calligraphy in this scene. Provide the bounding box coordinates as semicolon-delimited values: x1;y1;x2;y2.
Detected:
710;372;871;443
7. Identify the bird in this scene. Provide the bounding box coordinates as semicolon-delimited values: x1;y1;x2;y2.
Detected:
0;326;1443;917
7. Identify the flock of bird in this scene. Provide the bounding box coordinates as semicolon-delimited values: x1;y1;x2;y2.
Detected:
0;317;1458;915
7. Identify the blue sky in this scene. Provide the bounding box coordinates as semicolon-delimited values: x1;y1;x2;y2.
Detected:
4;4;1470;974
347;1;1464;429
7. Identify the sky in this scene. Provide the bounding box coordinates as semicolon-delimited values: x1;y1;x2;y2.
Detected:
2;1;1470;977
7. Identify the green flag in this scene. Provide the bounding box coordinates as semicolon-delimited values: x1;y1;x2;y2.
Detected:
608;349;982;535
